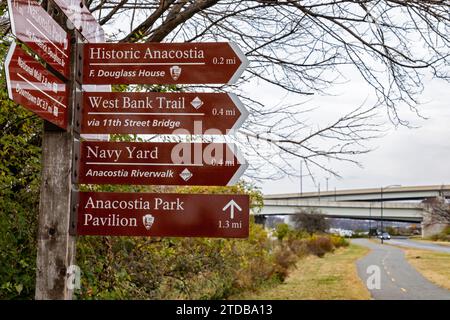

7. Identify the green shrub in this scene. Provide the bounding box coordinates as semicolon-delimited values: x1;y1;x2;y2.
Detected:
274;223;291;241
331;235;349;248
75;219;282;300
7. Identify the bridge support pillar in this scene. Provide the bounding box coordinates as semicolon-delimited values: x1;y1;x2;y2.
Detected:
254;215;267;227
421;197;450;238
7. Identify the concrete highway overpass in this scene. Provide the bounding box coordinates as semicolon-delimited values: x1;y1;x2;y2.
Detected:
258;185;450;223
260;199;424;223
264;185;450;202
257;185;450;236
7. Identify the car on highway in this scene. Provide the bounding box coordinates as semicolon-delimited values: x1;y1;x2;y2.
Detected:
378;232;391;240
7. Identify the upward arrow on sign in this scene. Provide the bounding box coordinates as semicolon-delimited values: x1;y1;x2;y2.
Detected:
83;42;248;85
223;200;242;219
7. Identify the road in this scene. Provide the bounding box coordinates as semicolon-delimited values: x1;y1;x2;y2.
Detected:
387;238;450;254
352;239;450;300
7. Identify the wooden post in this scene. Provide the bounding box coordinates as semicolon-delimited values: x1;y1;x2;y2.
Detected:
35;2;81;300
35;130;77;299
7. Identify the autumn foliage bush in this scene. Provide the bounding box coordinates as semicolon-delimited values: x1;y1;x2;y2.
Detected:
72;223;349;299
75;218;282;299
306;235;334;258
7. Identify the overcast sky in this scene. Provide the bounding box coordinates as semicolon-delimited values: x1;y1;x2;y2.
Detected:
256;73;450;195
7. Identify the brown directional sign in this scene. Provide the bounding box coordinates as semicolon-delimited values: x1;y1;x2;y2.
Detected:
78;141;247;186
5;43;69;129
81;92;248;135
82;42;248;85
7;0;70;78
52;0;106;43
76;192;249;238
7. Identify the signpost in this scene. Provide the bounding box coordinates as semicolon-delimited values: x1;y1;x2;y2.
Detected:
78;141;247;186
7;0;70;78
5;42;69;129
81;92;248;135
47;0;110;140
82;42;248;85
76;192;249;238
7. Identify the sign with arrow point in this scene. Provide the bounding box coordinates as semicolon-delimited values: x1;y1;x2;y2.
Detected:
78;141;247;186
82;42;248;85
81;91;248;135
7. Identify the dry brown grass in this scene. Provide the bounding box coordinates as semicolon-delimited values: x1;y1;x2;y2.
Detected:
404;249;450;290
413;239;450;247
233;244;371;300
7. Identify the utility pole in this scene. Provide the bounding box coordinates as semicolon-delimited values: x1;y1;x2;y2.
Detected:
369;202;372;238
379;184;401;245
380;187;384;244
35;2;81;299
299;159;303;195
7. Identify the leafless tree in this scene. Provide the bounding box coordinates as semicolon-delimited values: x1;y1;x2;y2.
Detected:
3;0;450;182
291;208;329;234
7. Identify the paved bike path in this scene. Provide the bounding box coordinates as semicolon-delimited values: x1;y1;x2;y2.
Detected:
352;239;450;300
387;239;450;254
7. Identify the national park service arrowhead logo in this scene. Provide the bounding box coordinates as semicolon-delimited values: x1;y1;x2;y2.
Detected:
170;65;182;80
143;214;155;230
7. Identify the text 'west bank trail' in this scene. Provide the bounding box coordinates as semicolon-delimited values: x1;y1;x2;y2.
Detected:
81;91;248;135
